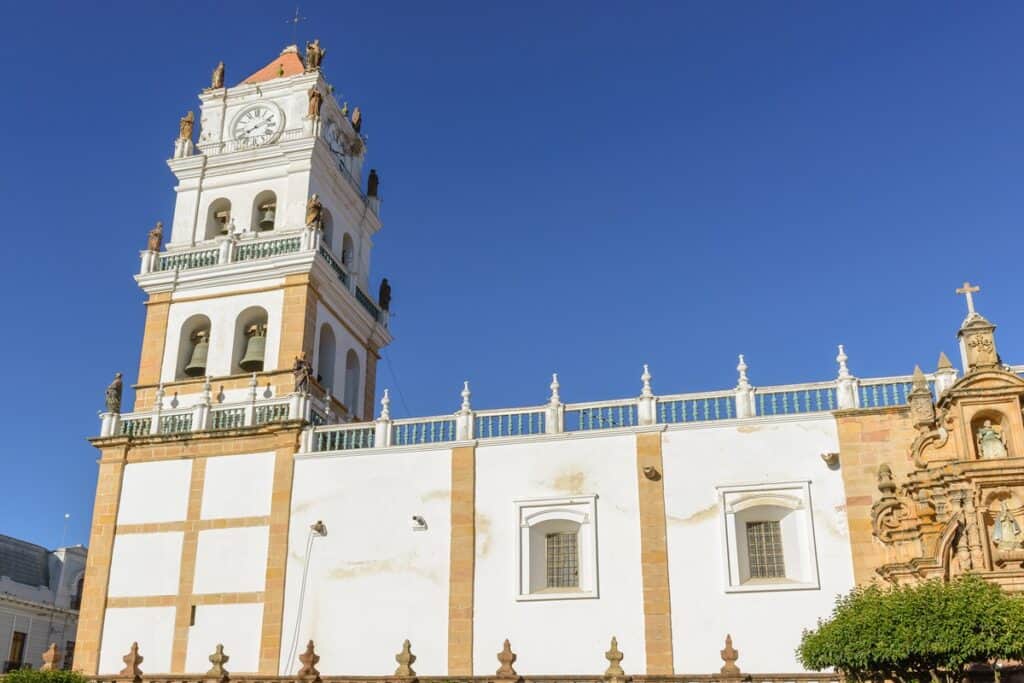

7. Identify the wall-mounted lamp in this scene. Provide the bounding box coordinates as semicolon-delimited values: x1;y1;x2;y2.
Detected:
310;520;328;536
642;466;661;481
820;452;840;468
410;515;428;531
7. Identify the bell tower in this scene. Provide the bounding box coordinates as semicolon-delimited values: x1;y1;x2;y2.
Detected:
134;43;390;421
77;41;392;676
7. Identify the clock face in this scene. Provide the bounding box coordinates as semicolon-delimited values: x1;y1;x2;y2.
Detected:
323;120;349;169
232;105;283;146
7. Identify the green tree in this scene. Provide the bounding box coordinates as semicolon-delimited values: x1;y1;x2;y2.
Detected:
798;575;1024;683
2;671;88;683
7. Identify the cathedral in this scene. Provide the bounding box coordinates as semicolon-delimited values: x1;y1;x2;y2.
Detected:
75;42;1024;678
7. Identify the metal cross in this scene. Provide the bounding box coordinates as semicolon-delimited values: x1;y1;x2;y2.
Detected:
285;6;307;44
956;281;980;316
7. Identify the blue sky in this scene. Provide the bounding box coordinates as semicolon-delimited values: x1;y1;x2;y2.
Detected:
0;2;1021;549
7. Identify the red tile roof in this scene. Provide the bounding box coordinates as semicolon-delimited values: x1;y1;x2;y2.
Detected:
242;47;305;84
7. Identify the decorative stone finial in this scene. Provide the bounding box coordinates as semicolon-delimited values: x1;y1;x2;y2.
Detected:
736;354;750;390
207;643;230;680
40;643;61;672
877;464;897;499
120;642;144;680
908;365;937;429
720;634;740;676
297;640;320;680
549;373;561;405
394;639;416;677
836;344;851;379
604;637;625;679
155;382;166;408
460;381;472;414
496;639;519;679
640;365;653;398
380;389;391;420
937;351;953;370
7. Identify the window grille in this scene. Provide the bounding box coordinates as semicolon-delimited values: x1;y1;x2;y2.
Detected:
746;520;785;579
545;531;579;588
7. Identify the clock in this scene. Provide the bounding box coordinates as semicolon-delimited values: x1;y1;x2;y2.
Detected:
231;104;283;146
323;120;349;169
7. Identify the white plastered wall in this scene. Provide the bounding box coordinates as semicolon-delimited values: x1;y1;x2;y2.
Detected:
201;452;275;519
312;301;367;416
193;527;269;595
309;172;373;292
473;434;645;675
281;448;453;675
107;533;183;598
99;606;176;673
118;460;192;524
186;603;265;673
661;416;854;672
160;289;284;382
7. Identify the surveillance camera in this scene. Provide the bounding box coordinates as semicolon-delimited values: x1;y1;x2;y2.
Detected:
410;515;427;530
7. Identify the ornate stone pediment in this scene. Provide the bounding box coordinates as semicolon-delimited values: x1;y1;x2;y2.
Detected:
870;302;1024;590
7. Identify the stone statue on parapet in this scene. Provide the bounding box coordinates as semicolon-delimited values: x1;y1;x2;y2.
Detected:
305;39;326;71
105;372;123;413
305;194;323;230
293;353;314;394
211;61;225;89
378;278;391;311
147;221;164;252
307;87;323;119
179;111;195;141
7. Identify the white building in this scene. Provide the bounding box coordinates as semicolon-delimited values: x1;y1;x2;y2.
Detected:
0;535;86;672
76;41;974;678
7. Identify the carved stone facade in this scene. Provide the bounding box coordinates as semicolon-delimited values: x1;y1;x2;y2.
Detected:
848;308;1024;589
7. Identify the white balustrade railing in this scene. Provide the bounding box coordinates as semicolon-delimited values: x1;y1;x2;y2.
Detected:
196;127;310;156
98;388;330;439
307;357;968;455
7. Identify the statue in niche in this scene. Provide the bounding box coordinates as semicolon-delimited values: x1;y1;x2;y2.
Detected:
305;194;323;230
992;501;1023;551
305;39;326;71
977;420;1008;459
307;87;323;119
211;61;225;89
179;111;195;141
105;372;123;413
147;221;164;252
293;353;314;394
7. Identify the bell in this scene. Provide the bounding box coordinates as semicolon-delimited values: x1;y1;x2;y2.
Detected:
184;332;209;377
258;203;276;231
215;210;231;235
239;325;266;372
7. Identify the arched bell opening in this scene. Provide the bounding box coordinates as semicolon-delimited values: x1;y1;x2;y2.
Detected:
251;190;278;232
321;208;335;253
343;349;361;416
971;410;1010;459
232;306;270;374
316;324;337;391
341;232;355;270
176;314;212;380
205;198;232;240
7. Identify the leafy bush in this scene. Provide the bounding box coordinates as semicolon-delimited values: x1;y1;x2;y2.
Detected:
798;575;1024;683
3;670;88;683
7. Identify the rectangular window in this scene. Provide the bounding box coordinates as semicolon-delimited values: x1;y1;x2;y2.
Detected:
63;642;75;671
746;520;785;579
6;631;26;672
545;531;579;588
